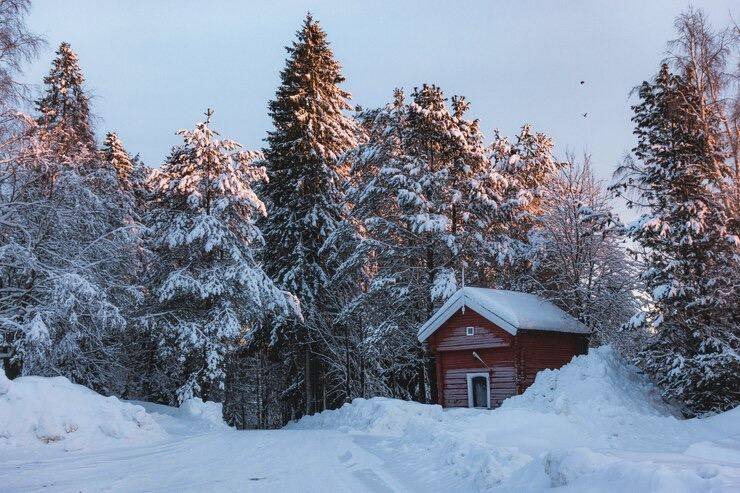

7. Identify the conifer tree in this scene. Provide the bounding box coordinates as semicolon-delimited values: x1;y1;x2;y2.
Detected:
146;110;298;404
484;125;563;288
333;85;500;402
261;14;356;416
612;64;739;415
35;42;95;152
101;131;134;188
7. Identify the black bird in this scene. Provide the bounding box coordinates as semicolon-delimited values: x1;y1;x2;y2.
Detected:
583;112;588;118
580;80;585;85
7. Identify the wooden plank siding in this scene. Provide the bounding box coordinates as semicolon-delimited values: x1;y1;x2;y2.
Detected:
427;307;588;408
428;308;516;407
430;308;512;352
438;348;517;408
518;330;589;389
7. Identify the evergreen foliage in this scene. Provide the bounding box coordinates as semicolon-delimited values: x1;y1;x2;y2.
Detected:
612;64;739;416
35;42;95;154
260;14;356;416
1;6;735;427
101;131;134;188
145;110;298;404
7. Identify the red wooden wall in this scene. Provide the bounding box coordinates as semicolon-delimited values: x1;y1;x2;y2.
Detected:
427;307;588;408
517;330;588;389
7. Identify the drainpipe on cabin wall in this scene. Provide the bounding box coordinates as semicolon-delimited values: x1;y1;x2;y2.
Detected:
472;350;494;408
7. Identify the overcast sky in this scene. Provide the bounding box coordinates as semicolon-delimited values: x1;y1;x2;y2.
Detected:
22;1;736;202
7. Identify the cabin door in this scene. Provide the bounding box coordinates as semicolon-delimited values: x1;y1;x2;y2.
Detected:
466;372;490;408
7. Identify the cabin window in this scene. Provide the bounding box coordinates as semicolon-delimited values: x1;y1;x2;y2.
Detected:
466;372;490;408
465;326;475;336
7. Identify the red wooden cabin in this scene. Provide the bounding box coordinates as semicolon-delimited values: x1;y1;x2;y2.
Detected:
418;287;589;408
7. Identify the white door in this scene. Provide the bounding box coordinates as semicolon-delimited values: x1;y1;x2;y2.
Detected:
466;372;490;408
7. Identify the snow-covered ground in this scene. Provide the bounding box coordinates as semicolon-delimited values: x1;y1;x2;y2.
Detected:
2;347;739;492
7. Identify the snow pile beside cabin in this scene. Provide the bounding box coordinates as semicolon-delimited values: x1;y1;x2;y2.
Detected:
500;343;674;418
0;370;165;450
293;346;740;492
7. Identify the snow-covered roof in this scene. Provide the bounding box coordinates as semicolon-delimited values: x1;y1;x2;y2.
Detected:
417;287;589;342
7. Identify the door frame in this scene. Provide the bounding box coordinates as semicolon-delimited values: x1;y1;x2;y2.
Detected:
466;372;491;408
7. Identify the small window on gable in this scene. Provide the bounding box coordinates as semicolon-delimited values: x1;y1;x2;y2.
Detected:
466;326;475;336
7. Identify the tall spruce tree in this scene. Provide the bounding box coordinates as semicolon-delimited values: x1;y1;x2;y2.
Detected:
612;64;739;416
35;42;95;153
261;14;356;416
146;110;298;404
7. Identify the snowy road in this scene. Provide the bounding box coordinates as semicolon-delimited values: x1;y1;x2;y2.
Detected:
1;429;411;492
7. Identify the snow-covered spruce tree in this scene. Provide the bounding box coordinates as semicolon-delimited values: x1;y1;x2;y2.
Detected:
612;64;739;416
99;132;155;398
260;14;356;417
100;133;152;220
482;125;564;289
35;42;95;155
332;86;499;402
526;154;638;346
146;110;298;404
101;131;134;188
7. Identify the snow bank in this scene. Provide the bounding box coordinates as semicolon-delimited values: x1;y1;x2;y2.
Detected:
131;397;230;435
289;396;444;435
501;345;673;417
0;371;165;451
178;397;229;430
292;346;740;492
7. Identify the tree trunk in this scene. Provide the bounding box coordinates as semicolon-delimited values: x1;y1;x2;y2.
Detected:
304;343;313;415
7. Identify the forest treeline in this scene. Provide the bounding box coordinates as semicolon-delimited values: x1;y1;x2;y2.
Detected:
0;2;736;425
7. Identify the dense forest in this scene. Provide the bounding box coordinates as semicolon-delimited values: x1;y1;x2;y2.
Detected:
0;1;737;427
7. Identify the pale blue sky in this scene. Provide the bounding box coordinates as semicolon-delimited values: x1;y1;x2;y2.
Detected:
22;1;737;196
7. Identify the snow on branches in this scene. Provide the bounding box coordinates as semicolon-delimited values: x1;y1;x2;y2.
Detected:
146;110;299;404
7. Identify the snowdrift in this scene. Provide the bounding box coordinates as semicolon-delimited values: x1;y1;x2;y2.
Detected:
0;370;165;450
289;395;445;435
134;397;230;434
178;397;229;429
292;346;740;492
500;344;672;417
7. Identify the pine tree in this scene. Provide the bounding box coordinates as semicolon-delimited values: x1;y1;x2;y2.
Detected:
261;14;356;416
332;85;500;402
101;131;134;188
612;64;739;416
146;110;298;404
35;42;95;153
483;125;563;288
